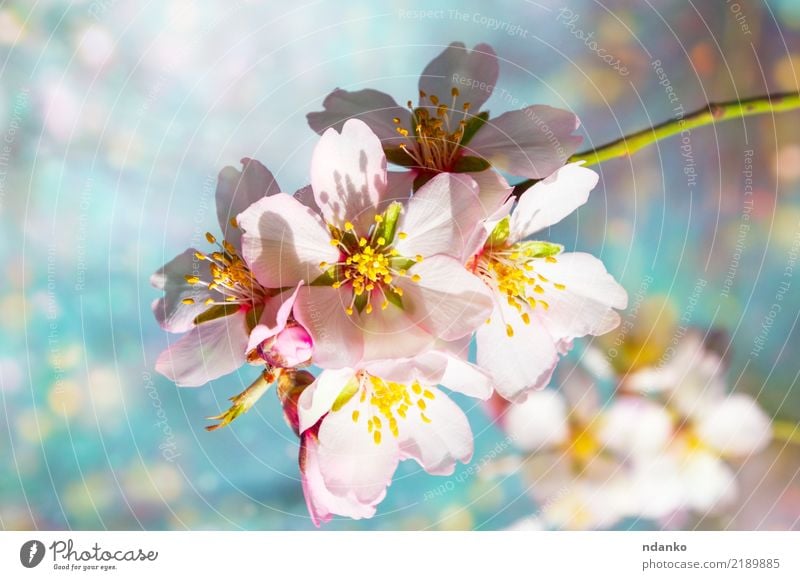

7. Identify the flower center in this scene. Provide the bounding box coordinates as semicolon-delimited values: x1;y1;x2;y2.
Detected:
346;374;435;445
471;240;566;337
394;87;471;172
317;203;423;316
183;231;266;308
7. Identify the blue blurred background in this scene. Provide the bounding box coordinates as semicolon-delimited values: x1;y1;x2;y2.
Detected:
1;0;799;530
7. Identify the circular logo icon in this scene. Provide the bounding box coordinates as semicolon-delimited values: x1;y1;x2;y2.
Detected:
20;540;46;568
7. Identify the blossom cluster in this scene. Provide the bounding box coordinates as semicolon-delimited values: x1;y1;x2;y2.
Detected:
151;42;632;525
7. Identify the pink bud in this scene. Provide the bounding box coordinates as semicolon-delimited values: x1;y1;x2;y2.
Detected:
257;323;313;368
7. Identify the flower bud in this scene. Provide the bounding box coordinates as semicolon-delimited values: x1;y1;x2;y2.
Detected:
256;323;313;368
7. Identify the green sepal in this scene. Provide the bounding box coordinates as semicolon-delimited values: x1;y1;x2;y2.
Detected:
384;146;417;167
486;217;510;248
384;287;404;310
390;257;417;272
245;304;265;332
459;111;489;146
518;240;564;258
452;155;491;173
193;303;240;325
374;201;403;246
412;172;434;193
331;377;360;412
353;292;368;314
311;268;338;287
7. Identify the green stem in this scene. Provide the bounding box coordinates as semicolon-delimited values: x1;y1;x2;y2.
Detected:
772;420;800;447
512;92;800;196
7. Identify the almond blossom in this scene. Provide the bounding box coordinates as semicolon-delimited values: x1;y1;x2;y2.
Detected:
237;119;493;369
293;351;493;525
307;42;582;209
467;162;628;401
153;158;307;387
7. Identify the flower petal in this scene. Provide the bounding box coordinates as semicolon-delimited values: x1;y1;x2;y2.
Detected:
358;307;436;363
311;119;387;231
439;354;493;400
155;311;249;387
238;193;337;288
695;394;771;457
597;396;673;460
467;169;513;219
293;286;365;368
317;393;400;505
503;389;569;452
475;297;559;402
246;283;303;353
397;255;493;341
151;248;218;333
509;162;598;240
531;252;627;342
397;387;473;475
216;158;281;252
395;172;483;259
419;42;498;113
300;433;377;526
297;368;357;433
307;88;412;146
468;106;582;179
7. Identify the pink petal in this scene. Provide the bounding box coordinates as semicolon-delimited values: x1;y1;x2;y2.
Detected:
293;184;321;214
311;119;387;232
531;252;627;342
358;305;436;363
475;297;559;402
419;42;498;113
298;368;358;433
510;162;599;240
396;255;493;341
466;169;513;219
397;387;473;475
307;88;412;146
301;433;378;526
246;283;303;353
384;170;416;204
395;172;483;260
469;105;582;179
216;158;281;252
238;193;337;288
293;286;365;368
439;354;493;400
502;390;569;452
151;248;218;333
155;311;249;387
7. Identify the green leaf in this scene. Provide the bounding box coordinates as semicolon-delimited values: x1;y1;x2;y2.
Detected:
311;268;338;287
459;111;489;146
384;147;417;167
452;156;491;173
486;217;510;248
193;303;240;325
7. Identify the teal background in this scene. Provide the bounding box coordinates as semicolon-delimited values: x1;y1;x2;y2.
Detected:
1;0;799;530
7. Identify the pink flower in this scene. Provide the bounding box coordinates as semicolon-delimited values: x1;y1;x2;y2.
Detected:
468;162;628;401
152;159;307;386
295;352;493;525
307;42;581;210
238;119;493;368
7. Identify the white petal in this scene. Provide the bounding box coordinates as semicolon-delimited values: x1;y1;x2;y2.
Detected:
531;252;628;342
245;283;303;353
419;42;498;113
395;172;483;260
311;118;387;232
151;248;217;333
216;158;281;251
397;387;473;475
358;303;435;363
238;193;337;288
317;394;400;505
301;433;379;526
597;397;673;460
476;298;559;402
695;394;771;457
297;368;357;433
468;106;582;179
680;451;738;512
293;286;365;369
467;169;513;219
509;162;598;239
503;389;569;452
557;366;600;424
397;255;493;341
439;354;493;400
155;311;249;387
384;170;416;204
307;88;412;145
